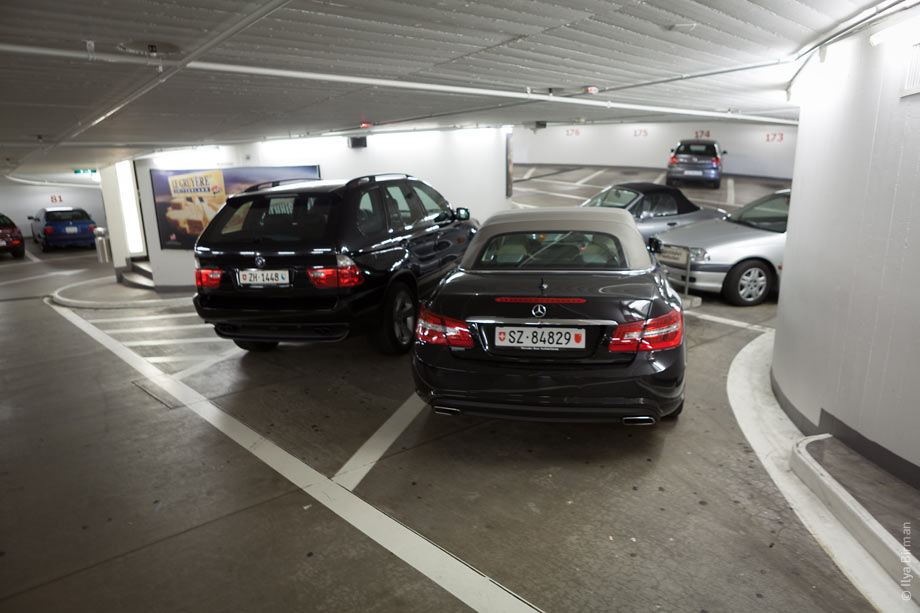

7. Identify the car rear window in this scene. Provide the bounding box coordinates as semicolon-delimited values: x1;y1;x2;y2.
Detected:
46;210;91;222
675;143;717;156
473;231;628;270
582;187;639;209
201;193;340;245
0;214;13;226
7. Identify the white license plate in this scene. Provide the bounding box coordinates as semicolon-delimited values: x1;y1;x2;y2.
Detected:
495;326;585;350
0;240;5;246
65;226;79;234
237;269;290;286
659;245;689;266
683;170;703;176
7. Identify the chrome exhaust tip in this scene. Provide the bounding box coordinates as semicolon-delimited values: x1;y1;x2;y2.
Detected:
433;406;461;416
622;416;656;426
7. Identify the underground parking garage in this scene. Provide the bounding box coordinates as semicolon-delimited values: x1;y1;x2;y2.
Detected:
1;2;919;612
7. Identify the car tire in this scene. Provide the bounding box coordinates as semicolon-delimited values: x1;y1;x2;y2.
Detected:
12;246;25;259
712;179;721;189
665;178;675;186
722;260;772;306
40;240;51;252
662;401;683;420
233;340;278;352
375;281;416;355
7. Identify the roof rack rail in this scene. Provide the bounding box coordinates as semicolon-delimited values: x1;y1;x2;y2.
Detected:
344;173;413;188
243;177;318;193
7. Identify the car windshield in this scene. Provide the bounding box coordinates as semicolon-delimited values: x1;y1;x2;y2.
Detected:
473;230;628;270
46;210;91;222
728;193;790;233
582;187;639;209
675;143;717;156
201;193;340;244
0;214;13;226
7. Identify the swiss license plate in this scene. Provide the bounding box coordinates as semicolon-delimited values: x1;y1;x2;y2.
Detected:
495;326;585;350
683;170;703;176
237;269;290;286
65;226;79;234
659;245;689;266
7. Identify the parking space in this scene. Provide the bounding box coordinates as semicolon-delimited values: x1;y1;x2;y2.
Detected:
0;169;872;612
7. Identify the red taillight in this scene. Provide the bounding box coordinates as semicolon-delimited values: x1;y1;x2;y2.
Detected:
195;268;222;289
11;239;21;245
668;155;678;165
495;297;586;304
712;156;721;167
609;308;682;352
88;224;96;232
308;256;364;288
43;226;54;234
415;306;473;348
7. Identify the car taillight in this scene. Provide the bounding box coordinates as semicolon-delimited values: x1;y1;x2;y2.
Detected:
712;156;721;167
609;308;682;352
43;226;54;234
308;255;365;288
668;155;678;165
88;224;96;232
11;239;21;245
415;306;473;348
195;268;222;289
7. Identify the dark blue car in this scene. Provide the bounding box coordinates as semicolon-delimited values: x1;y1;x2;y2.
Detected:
29;207;97;251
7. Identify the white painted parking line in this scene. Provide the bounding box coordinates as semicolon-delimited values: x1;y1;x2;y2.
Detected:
105;323;213;334
513;186;584;201
122;337;231;347
173;346;246;380
0;268;85;287
333;395;427;491
523;167;536;179
576;169;605;185
147;355;218;363
23;249;41;263
727;178;735;205
86;312;200;324
683;311;773;333
47;299;544;613
653;172;666;184
530;178;603;189
727;332;916;613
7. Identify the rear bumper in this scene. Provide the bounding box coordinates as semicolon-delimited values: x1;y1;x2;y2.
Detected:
193;295;369;342
667;167;721;182
412;345;685;423
663;265;727;293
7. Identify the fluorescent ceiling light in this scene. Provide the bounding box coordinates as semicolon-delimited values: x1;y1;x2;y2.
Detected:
870;13;920;46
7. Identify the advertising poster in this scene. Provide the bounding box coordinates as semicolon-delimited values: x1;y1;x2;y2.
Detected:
151;165;320;249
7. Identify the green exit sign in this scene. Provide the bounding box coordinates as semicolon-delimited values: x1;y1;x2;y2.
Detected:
73;169;97;174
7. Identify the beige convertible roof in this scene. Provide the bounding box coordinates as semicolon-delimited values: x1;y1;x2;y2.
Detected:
461;207;652;270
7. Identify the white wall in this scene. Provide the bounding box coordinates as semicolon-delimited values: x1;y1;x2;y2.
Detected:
0;182;105;237
134;128;512;287
513;120;797;179
772;27;920;469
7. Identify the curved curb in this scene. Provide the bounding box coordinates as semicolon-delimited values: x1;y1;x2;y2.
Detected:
50;276;194;310
791;434;920;598
727;331;919;612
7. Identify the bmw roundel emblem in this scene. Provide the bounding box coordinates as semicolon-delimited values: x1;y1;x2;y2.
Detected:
255;256;265;268
531;304;547;318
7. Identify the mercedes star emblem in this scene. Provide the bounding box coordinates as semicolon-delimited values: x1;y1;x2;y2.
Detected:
255;256;265;268
531;304;547;318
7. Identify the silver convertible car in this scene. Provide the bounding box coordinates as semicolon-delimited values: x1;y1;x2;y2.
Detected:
653;190;790;306
581;182;725;239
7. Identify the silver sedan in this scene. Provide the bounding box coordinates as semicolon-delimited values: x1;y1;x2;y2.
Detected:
653;190;790;306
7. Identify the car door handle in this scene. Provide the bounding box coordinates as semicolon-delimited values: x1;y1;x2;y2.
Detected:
667;222;678;226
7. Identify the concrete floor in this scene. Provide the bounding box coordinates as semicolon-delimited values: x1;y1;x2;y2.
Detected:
0;171;875;612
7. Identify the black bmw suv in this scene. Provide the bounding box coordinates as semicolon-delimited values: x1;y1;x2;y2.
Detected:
193;174;476;354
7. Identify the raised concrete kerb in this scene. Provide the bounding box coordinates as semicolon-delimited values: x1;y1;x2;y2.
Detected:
50;276;194;310
791;434;920;594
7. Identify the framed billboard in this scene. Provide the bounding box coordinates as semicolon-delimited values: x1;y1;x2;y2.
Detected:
151;165;320;249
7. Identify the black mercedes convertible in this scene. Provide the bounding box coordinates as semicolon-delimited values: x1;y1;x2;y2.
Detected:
411;206;685;424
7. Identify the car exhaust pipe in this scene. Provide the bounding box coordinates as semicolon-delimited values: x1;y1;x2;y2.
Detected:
622;416;656;426
433;406;461;416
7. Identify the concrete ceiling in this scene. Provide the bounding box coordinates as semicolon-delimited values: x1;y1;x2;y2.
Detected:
0;0;900;183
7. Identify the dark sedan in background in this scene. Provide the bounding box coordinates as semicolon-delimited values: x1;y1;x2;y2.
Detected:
412;207;685;424
581;181;725;238
0;214;25;259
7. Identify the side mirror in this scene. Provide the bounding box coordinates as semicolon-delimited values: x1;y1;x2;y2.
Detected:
455;207;470;221
27;216;34;220
721;150;728;155
669;148;675;153
647;237;662;253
